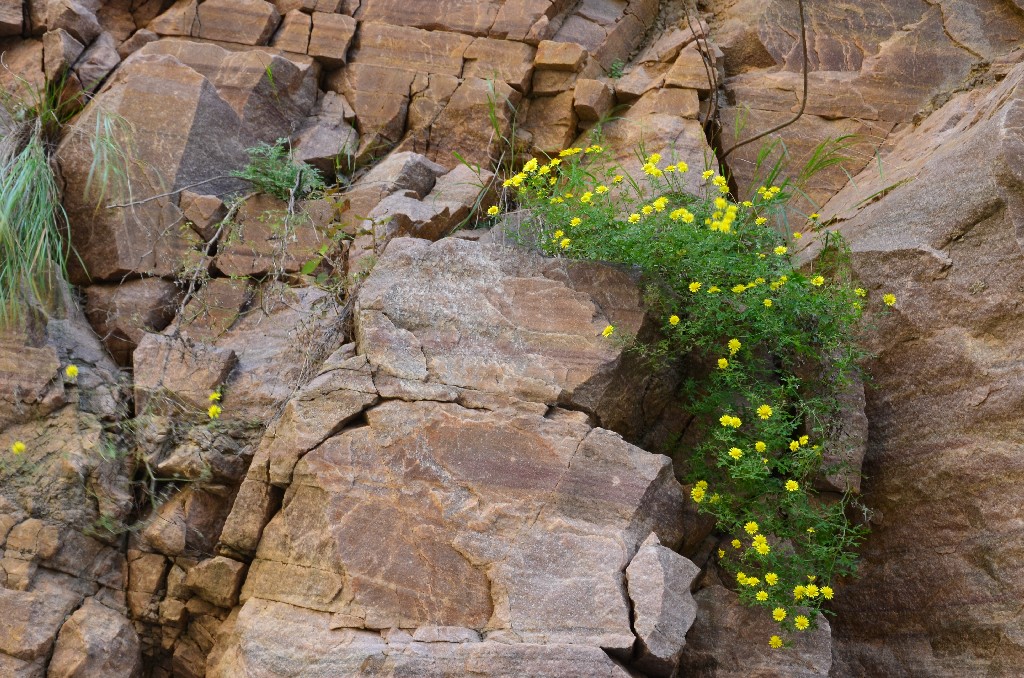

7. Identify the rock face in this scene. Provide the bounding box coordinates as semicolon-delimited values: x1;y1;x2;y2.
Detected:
803;58;1024;678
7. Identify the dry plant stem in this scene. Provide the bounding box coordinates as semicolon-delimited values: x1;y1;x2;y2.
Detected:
721;0;809;160
105;175;235;208
684;2;720;126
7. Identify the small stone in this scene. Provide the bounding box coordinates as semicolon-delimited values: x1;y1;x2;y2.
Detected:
535;39;587;71
185;556;247;608
574;78;613;122
307;11;355;66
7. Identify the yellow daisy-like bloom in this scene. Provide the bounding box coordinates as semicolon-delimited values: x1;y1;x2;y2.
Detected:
502;178;513;188
809;212;820;219
728;338;741;355
580;192;593;204
702;170;715;180
769;635;784;649
793;585;806;600
757;404;773;420
811;276;825;286
729;447;743;460
208;404;222;419
558;147;582;157
669;315;680;325
736;571;748;584
553;230;564;239
718;549;726;558
719;414;742;428
708;286;720;293
731;538;742;549
628;213;641;224
731;283;746;294
689;281;702;293
714;197;728;210
712;175;728;187
807;527;816;533
765;572;779;586
538;165;551;176
549;195;561;202
795;616;810;631
745;577;760;587
718;358;729;369
691;486;706;503
756;590;769;601
821;586;834;600
752;534;768;546
642;163;663;177
676;162;689;172
602;325;615;337
799;435;809;445
790;440;800;451
785;480;800;492
774;246;788;255
208;391;222;402
560;238;571;249
647;153;661;164
773;608;786;621
641;205;654;215
805;584;820;598
744;521;759;534
613;175;624;183
487;205;500;216
755;441;767;453
793;231;803;239
64;364;79;379
652;196;668;212
570;217;582;226
756;543;771;556
11;441;26;455
595;185;609;194
883;293;897;306
855;287;867;297
523;158;538;172
755;217;768;225
763;298;773;308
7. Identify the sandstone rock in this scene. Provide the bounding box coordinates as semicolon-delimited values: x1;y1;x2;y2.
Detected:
637;22;705;64
150;423;248;484
351;21;473;77
270;8;310;53
801;59;1024;678
532;69;577;95
665;43;713;91
535;39;587;71
523;90;577;155
46;0;100;45
307;11;355;66
213;194;327;278
48;598;142;678
209;599;639;677
196;0;281;46
0;329;63;431
133;333;237;415
147;0;198;37
357;0;502;36
411;626;481;643
140;486;231;558
116;28;158;59
0;0;20;36
173;278;252;342
462;36;536;92
681;585;832;677
185;556;247;608
626;541;701;677
42;28;85;79
84;279;180;366
421;163;495;230
179;192;228;242
0;38;44;101
0;584;82;663
574;77;613;122
326;62;414;159
362;193;453;243
73;31;120;91
614;62;670;103
292;91;359;179
426;77;520;168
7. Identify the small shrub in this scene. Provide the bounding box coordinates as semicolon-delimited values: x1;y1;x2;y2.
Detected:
501;144;896;649
231;138;325;201
608;60;626;78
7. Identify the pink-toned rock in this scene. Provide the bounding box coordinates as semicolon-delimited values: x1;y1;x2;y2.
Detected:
574;77;613;121
147;0;198;37
357;0;502;36
132;333;237;415
292;91;359;179
462;37;536;92
532;68;577;95
0;38;44;101
213;194;328;278
665;42;713;91
350;21;473;77
73;31;120;91
139;486;231;558
84;278;180;366
46;0;100;44
614;62;670;102
42;28;84;79
426;77;520;168
0;0;21;36
681;585;832;677
270;9;311;53
0;584;82;662
307;11;355;66
326;62;415;158
180;191;228;241
116;28;158;59
48;598;143;678
196;0;281;46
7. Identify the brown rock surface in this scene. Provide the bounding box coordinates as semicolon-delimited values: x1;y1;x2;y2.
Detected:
0;0;20;36
47;598;143;678
195;0;281;45
84;278;180;366
307;11;355;66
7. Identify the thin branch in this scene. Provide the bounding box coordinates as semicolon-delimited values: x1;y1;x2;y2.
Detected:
722;0;809;160
105;175;235;208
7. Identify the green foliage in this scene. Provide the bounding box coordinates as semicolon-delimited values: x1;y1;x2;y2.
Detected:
503;143;896;649
608;60;626;79
231;138;325;201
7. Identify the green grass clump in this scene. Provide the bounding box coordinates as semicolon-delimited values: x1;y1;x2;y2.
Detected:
499;143;898;650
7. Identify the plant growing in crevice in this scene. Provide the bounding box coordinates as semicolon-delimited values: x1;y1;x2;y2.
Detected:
501;142;897;649
230;138;325;202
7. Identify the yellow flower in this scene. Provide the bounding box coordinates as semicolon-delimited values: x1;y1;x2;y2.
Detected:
669;315;680;325
539;165;551;175
523;158;538;172
11;441;26;455
883;293;897;306
647;153;662;164
642;163;663;177
628;213;641;224
805;584;820;598
772;608;786;621
641;204;654;215
689;281;702;293
744;521;759;534
731;283;746;294
795;615;810;631
595;185;609;194
487;205;500;216
757;404;773;420
785;480;800;492
560;238;571;249
702;170;715;180
602;325;614;337
549;158;562;166
714;197;728;210
728;338;741;355
718;358;729;369
553;230;564;239
809;212;819;219
613;175;624;183
718;549;726;558
811;276;825;286
763;298;773;308
755;217;767;225
790;440;800;451
793;231;803;239
652;196;668;212
208;391;222;402
208;404;222;419
676;161;689;172
756;590;769;601
580;191;593;204
755;441;767;453
707;286;720;293
799;435;809;445
793;585;806;600
570;217;582;226
855;287;867;297
719;414;741;428
731;539;742;549
807;527;816;533
765;572;779;586
769;635;784;649
774;246;788;255
745;577;760;587
729;447;744;460
821;586;834;600
713;175;728;187
64;364;79;379
691;486;706;503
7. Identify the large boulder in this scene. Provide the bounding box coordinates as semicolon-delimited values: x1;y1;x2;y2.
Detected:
802;59;1024;677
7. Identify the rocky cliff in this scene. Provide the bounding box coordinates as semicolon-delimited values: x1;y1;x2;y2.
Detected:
1;0;1023;676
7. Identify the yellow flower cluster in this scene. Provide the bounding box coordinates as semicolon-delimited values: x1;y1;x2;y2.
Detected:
719;414;742;428
11;441;26;455
691;480;709;503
